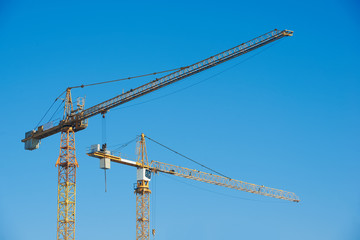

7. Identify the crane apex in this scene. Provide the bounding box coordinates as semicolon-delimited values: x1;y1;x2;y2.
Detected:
283;29;294;36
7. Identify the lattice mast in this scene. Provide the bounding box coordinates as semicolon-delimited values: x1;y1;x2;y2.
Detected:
134;134;152;240
55;89;79;240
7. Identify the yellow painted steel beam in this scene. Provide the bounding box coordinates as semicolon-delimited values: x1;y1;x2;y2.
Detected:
151;161;300;202
134;134;151;240
56;127;78;240
87;151;299;202
87;151;143;168
135;190;150;240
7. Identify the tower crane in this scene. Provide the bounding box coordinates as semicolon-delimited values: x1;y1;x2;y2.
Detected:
87;133;299;240
21;29;294;240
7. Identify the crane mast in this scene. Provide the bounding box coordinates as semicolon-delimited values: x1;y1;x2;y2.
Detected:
21;29;294;240
134;134;151;240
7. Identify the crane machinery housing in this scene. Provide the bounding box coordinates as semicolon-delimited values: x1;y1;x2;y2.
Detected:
21;29;295;240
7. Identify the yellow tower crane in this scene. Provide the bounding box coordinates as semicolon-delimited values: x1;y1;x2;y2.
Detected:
87;133;299;240
21;29;294;240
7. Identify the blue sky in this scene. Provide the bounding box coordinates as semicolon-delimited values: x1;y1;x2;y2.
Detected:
1;0;359;239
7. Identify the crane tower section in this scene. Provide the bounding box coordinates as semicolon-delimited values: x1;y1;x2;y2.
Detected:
134;134;151;240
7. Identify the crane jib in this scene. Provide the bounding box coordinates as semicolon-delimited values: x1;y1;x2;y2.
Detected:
86;150;300;202
22;29;293;147
151;160;299;202
80;29;292;120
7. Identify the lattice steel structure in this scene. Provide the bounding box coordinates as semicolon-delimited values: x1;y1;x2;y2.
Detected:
134;134;151;240
135;182;151;240
151;161;299;202
55;126;78;240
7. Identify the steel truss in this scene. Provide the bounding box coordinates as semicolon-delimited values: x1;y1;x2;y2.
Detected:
56;127;78;240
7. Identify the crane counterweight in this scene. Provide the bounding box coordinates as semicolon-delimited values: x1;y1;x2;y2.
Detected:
24;130;40;150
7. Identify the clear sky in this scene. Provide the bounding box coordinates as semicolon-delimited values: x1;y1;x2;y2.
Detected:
1;0;359;240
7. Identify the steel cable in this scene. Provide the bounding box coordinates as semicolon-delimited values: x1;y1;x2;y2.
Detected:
145;135;231;179
68;67;186;89
110;38;285;112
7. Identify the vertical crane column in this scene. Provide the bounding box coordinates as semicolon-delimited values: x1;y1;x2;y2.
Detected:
55;89;78;240
56;126;78;240
135;180;151;240
134;134;151;240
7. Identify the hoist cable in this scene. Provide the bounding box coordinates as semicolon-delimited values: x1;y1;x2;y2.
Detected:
34;37;283;131
35;66;185;130
160;173;289;203
48;99;64;123
150;171;157;238
34;90;67;130
110;38;284;112
111;136;138;153
34;100;57;129
145;136;230;179
68;67;186;89
102;115;107;145
104;170;107;193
